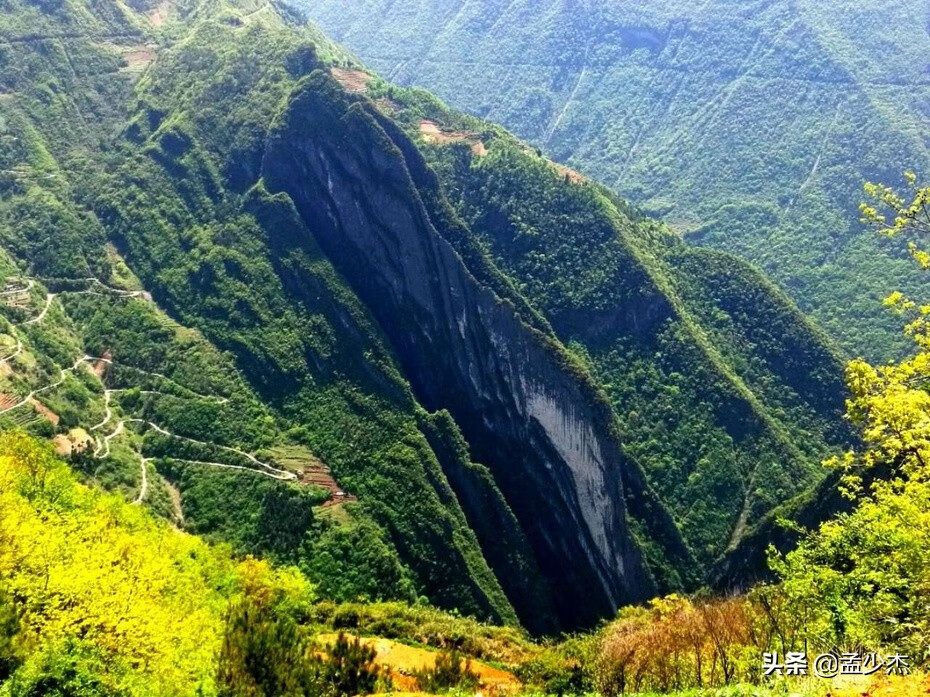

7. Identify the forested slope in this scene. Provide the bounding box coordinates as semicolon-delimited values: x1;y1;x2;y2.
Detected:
0;0;850;632
300;0;930;361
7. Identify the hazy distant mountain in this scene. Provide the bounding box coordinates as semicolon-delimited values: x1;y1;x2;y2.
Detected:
300;0;930;360
0;0;848;633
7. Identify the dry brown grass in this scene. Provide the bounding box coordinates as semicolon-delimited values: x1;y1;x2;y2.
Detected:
418;120;487;156
598;596;759;695
27;397;58;426
331;68;371;93
317;633;521;696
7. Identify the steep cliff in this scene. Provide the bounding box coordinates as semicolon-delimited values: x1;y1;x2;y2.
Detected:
0;0;852;632
262;71;666;627
299;0;930;362
403;109;850;564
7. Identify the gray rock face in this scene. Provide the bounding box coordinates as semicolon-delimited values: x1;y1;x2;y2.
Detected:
263;74;659;628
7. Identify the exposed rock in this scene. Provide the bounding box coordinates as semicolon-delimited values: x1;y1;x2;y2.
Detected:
263;72;669;628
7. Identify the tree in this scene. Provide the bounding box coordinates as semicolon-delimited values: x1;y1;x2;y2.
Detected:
413;648;478;693
322;632;382;697
768;174;930;659
216;594;325;697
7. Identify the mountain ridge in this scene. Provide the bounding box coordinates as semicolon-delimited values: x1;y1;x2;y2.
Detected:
0;0;851;632
298;0;930;361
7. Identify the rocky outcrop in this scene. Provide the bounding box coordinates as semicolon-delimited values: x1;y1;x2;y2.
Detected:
262;71;671;628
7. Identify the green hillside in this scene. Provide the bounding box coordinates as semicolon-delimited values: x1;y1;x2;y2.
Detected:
0;0;851;633
299;0;930;361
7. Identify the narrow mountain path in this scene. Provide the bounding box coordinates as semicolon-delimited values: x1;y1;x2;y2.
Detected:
96;415;296;481
727;466;758;551
110;362;230;404
157;457;296;481
142;421;296;479
0;354;93;415
239;3;271;22
0;277;140;375
0;277;292;505
23;292;56;325
133;456;151;505
0;279;35;296
0;336;22;366
543;46;588;146
785;101;843;215
90;389;115;431
94;418;124;458
92;382;228;436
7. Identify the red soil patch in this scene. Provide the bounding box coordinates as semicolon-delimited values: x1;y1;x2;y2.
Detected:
0;393;18;410
92;350;112;380
418;120;487;156
119;45;157;72
317;635;521;696
299;460;357;506
330;67;371;93
553;162;586;184
28;397;58;426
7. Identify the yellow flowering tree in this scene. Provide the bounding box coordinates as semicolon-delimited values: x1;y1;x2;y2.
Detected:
768;175;930;661
0;431;314;696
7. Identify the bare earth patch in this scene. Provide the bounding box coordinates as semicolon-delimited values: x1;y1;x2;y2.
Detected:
317;634;521;696
92;350;112;380
166;480;185;525
28;397;58;426
330;67;371;93
118;45;157;73
53;428;93;457
69;428;93;451
146;0;173;27
53;434;72;457
418;120;487;156
552;162;585;184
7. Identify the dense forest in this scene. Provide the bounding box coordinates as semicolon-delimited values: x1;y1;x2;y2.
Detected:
0;0;858;627
300;0;930;362
0;0;928;694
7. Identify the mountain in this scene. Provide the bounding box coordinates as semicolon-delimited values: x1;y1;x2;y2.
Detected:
297;0;930;362
0;0;849;632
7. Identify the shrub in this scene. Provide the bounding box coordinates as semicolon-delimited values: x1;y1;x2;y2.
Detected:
323;632;383;697
596;595;759;695
413;649;478;693
216;594;325;697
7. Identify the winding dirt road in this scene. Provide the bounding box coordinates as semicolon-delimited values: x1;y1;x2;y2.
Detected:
1;277;294;507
